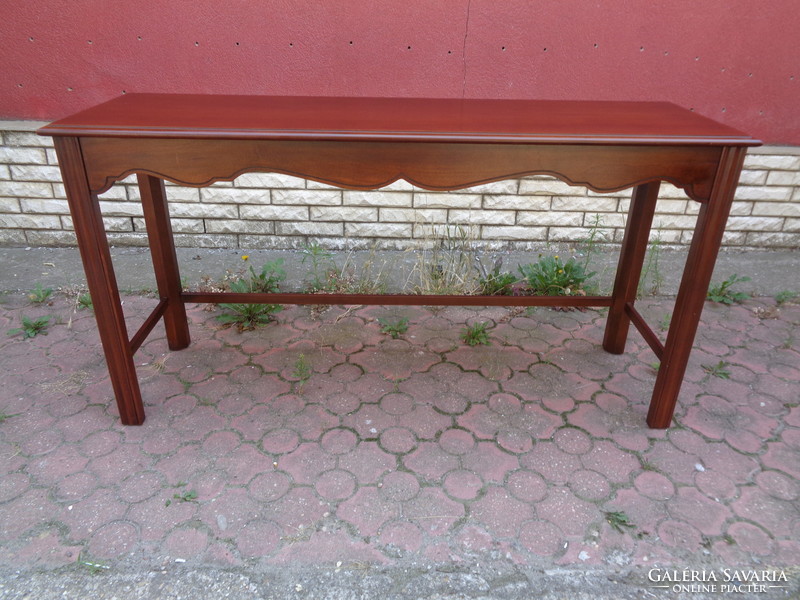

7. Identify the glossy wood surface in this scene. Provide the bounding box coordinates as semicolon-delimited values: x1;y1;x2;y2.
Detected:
138;174;191;351
40;94;759;146
53;136;145;425
79;137;723;201
40;94;760;428
647;146;748;427
603;182;661;353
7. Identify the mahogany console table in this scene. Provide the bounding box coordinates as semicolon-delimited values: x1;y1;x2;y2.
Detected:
38;94;760;428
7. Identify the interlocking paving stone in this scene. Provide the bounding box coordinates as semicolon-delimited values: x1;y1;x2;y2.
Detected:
378;471;420;502
537;486;600;537
236;519;282;558
88;521;139;560
4;528;82;569
461;442;520;484
378;519;424;552
248;471;291;503
378;427;417;454
569;469;613;501
442;469;484;500
518;519;565;557
162;527;209;560
0;291;798;589
338;487;399;536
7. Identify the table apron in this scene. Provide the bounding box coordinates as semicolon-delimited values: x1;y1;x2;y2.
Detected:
79;137;722;201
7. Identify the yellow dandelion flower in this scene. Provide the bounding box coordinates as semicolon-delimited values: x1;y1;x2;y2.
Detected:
241;255;249;261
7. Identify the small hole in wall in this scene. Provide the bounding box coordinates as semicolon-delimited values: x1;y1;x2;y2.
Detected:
447;50;452;54
122;90;127;94
543;47;548;52
407;45;412;50
235;41;240;46
721;107;726;113
289;42;294;47
28;36;34;42
67;87;74;92
137;36;142;41
87;40;93;45
593;43;598;48
695;56;700;61
349;41;353;46
194;41;199;46
639;46;644;51
501;46;506;51
17;83;23;88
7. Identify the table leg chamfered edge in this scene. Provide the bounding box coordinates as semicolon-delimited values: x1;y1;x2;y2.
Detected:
647;146;748;428
53;136;145;425
138;174;191;350
603;181;661;354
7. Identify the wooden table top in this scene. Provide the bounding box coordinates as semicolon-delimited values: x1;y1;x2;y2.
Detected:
39;94;760;146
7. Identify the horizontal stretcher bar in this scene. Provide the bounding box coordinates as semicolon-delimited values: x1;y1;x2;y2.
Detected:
180;292;615;308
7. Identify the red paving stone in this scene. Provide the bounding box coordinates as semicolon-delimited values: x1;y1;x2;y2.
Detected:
0;292;799;578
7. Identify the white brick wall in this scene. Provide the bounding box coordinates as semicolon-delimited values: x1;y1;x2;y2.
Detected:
2;121;800;249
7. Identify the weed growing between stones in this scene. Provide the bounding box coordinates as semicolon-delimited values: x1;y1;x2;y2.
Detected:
702;360;731;379
313;249;390;295
378;316;409;339
604;510;636;534
292;353;312;384
0;410;21;424
7;315;51;339
207;213;614;333
27;282;54;304
517;255;596;296
461;321;492;346
77;293;93;310
579;213;610;273
57;285;93;331
171;489;198;503
300;242;335;292
707;274;751;305
638;233;664;297
477;257;518;296
216;257;285;331
244;257;287;294
410;224;481;295
166;482;198;506
775;290;799;305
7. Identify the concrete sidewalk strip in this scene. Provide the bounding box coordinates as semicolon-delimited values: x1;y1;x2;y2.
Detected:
1;245;800;297
0;262;799;598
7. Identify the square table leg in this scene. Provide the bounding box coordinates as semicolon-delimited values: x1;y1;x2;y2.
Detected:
647;147;747;428
138;175;191;350
603;181;661;354
54;137;145;425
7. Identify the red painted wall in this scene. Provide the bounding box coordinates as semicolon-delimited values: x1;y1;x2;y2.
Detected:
2;1;798;144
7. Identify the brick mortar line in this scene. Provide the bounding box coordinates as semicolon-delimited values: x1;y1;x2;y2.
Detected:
1;125;799;248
